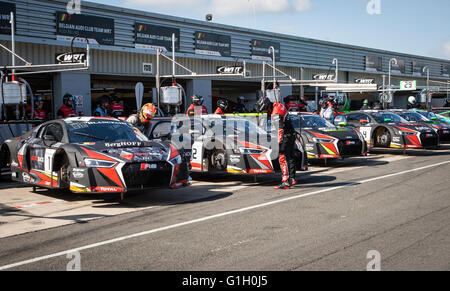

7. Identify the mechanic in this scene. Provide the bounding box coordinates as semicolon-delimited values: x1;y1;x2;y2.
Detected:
407;96;419;109
93;95;110;117
26;96;46;120
186;95;208;116
214;99;228;115
284;95;299;112
443;98;450;108
298;97;308;112
110;94;125;118
256;96;297;190
233;96;247;113
57;93;77;119
373;100;382;110
361;99;371;110
320;97;337;121
127;103;157;132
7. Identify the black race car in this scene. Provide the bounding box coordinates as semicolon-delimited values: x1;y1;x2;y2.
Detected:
288;112;367;160
336;111;439;149
390;110;450;143
0;117;189;193
145;115;308;175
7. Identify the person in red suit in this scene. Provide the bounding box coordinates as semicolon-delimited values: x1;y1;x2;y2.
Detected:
26;96;47;120
257;96;297;189
284;95;299;112
186;95;208;116
57;93;77;119
214;99;228;115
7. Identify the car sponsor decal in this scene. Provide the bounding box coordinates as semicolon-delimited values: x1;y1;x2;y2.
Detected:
104;141;144;148
140;163;157;170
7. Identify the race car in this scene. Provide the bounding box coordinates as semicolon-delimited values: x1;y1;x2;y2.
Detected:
391;110;450;143
144;115;307;175
0;117;189;194
412;109;450;125
288;112;367;160
336;111;439;149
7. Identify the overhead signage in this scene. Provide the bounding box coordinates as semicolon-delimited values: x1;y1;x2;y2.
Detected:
135;22;180;52
313;74;334;81
142;63;153;74
56;11;114;45
0;1;15;35
355;78;376;84
55;52;86;64
412;61;426;76
365;56;382;72
400;80;417;90
216;65;244;75
251;39;280;61
195;31;231;57
391;59;405;74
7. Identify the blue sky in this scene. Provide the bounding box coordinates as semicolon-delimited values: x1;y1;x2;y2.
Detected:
85;0;450;60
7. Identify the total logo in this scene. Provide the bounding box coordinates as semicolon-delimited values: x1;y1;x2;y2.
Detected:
94;186;123;192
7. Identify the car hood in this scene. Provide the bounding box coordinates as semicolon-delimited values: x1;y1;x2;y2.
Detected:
78;141;170;162
304;127;360;140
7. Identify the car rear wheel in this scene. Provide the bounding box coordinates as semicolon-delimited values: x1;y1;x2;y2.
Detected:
376;130;391;148
211;150;227;171
57;154;70;189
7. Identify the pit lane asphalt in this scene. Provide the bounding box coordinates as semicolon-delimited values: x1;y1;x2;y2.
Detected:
0;147;449;271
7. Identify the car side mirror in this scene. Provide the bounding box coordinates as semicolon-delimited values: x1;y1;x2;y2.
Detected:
360;119;369;125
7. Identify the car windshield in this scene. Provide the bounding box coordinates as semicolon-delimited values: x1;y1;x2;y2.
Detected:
66;120;147;143
373;112;408;124
227;118;267;135
291;114;335;129
397;112;429;122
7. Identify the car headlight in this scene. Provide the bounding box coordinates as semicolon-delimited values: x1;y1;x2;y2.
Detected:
313;137;334;143
398;131;416;136
235;148;265;155
84;158;117;168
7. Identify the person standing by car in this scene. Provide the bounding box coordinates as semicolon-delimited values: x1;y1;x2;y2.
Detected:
110;94;125;118
186;95;208;116
256;96;297;190
373;100;382;110
233;96;247;113
26;96;47;120
361;99;371;110
93;95;110;117
127;103;157;133
284;95;299;112
214;99;228;115
57;93;77;119
298;97;308;112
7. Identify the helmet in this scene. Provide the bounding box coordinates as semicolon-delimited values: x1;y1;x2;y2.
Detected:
408;96;417;105
238;96;245;102
363;99;369;105
217;99;228;110
256;97;272;113
63;93;73;106
35;96;43;102
191;95;203;106
139;103;157;123
98;95;110;106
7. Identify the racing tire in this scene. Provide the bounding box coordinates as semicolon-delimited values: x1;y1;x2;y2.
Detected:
0;146;11;182
376;130;391;148
211;149;227;171
58;153;71;189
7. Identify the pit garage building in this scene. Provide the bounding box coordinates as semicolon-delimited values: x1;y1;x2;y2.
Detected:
1;0;449;118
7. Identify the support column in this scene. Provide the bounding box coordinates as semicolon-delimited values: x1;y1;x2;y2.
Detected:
280;84;292;100
186;79;212;113
52;72;91;118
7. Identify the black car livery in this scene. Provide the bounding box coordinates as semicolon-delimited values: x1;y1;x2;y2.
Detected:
289;113;367;159
337;111;439;149
0;117;189;193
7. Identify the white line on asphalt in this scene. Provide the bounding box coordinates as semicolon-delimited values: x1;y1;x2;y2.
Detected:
1;160;449;270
